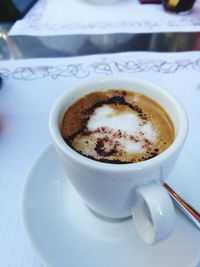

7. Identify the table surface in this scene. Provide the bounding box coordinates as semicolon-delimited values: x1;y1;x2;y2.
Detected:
0;23;200;60
1;20;200;267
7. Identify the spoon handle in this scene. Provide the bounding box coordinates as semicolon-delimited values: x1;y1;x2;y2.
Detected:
163;183;200;230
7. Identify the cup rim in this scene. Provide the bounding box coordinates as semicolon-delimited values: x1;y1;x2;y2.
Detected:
49;75;188;172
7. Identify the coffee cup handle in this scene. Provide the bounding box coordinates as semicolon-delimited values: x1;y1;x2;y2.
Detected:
131;184;175;245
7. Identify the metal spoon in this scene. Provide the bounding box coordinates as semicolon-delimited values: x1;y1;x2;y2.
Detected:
164;183;200;230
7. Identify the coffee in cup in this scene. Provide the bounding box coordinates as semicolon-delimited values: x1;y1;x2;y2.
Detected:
61;89;175;164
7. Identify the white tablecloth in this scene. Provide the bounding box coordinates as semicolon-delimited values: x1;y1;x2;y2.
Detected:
9;0;200;36
0;51;200;266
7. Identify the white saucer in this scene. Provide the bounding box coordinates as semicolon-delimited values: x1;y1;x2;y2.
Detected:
22;145;200;267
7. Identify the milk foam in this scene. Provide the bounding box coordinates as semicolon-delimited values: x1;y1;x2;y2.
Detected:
87;104;157;154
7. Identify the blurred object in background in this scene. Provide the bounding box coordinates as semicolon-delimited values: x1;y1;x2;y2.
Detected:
0;25;21;59
162;0;196;13
0;0;38;22
139;0;161;4
0;75;2;88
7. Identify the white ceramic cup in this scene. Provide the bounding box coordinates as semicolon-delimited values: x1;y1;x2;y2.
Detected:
49;76;188;245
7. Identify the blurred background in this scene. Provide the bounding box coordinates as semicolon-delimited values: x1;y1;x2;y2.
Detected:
0;0;200;60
